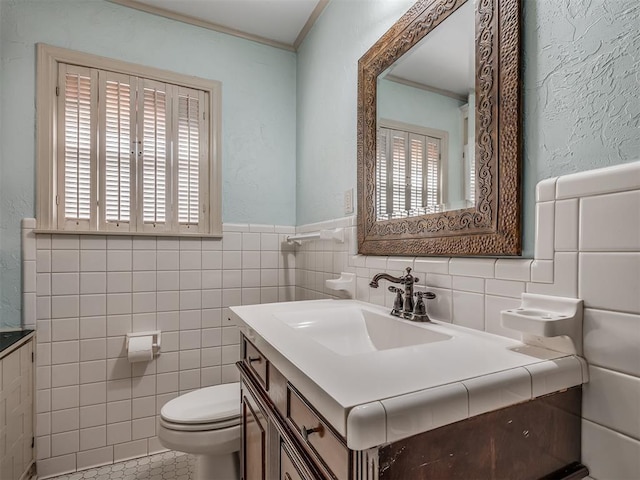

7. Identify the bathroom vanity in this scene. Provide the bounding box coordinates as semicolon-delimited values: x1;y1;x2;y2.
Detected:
232;300;588;480
0;330;35;480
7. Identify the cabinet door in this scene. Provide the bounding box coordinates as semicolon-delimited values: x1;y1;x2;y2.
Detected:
280;443;306;480
242;390;267;480
0;338;34;480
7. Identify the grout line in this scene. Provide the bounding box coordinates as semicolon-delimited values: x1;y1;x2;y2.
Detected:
582;418;640;444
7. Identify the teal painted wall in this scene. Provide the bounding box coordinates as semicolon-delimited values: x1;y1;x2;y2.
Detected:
1;0;638;327
296;0;415;229
0;1;3;325
296;0;640;255
0;0;297;327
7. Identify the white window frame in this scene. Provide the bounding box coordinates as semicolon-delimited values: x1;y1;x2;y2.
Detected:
36;43;222;236
459;103;476;208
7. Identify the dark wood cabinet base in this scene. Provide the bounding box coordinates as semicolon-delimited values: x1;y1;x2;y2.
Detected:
239;335;587;480
379;387;585;480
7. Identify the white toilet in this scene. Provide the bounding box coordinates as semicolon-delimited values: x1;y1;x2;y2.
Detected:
158;382;241;480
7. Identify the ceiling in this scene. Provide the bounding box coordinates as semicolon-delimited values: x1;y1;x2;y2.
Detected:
111;0;326;50
113;0;474;94
383;1;475;98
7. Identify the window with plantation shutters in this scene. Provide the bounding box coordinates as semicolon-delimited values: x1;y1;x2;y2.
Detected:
43;49;221;236
376;125;443;221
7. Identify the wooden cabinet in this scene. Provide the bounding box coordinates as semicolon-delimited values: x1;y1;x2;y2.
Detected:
286;386;348;480
244;339;268;390
239;337;323;480
242;392;267;480
239;334;587;480
0;333;34;480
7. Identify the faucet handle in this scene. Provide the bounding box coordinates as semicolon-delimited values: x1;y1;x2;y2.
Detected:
412;291;435;322
414;291;436;300
388;286;404;317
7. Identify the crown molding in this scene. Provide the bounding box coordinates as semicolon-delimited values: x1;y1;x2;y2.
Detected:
108;0;298;52
294;0;329;50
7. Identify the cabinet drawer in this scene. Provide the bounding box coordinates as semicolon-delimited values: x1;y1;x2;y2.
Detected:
244;338;269;390
287;386;348;480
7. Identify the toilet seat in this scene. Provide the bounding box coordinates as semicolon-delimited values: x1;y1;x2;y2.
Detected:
160;415;241;432
160;383;241;432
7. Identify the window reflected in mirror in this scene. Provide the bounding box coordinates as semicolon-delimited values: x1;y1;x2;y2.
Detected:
375;0;475;219
376;123;444;220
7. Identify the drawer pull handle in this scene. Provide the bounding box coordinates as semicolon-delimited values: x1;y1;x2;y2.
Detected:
300;425;322;441
248;356;262;364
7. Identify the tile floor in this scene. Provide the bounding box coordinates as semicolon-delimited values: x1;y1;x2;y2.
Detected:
45;451;196;480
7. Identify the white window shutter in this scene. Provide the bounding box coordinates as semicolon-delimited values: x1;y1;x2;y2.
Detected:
199;90;210;233
409;133;425;213
57;64;97;230
390;130;408;218
98;71;135;231
138;79;171;232
425;136;440;210
467;147;476;206
175;87;205;232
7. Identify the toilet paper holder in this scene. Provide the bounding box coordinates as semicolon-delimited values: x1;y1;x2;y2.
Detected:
126;331;161;357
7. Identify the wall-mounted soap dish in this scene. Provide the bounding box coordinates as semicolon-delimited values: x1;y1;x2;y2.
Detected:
325;272;356;299
501;293;583;355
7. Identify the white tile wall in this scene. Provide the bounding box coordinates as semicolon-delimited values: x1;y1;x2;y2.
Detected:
24;224;295;477
583;309;640;377
579;253;640;312
293;161;640;479
582;420;640;480
583;366;640;440
580;190;640;251
21;161;640;478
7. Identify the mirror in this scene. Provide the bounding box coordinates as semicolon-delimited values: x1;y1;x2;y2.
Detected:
357;0;522;256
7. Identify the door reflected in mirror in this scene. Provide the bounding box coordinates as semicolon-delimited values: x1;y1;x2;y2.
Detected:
375;0;475;221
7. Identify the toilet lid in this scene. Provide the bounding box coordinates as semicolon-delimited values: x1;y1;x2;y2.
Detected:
161;382;240;425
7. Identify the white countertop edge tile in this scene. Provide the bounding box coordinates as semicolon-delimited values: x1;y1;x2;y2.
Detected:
381;382;469;444
346;401;387;450
462;366;533;418
525;356;584;398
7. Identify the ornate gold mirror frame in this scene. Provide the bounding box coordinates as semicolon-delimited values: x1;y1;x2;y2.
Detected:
357;0;522;256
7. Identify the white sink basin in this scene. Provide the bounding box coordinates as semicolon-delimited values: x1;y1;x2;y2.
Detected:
274;306;451;356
